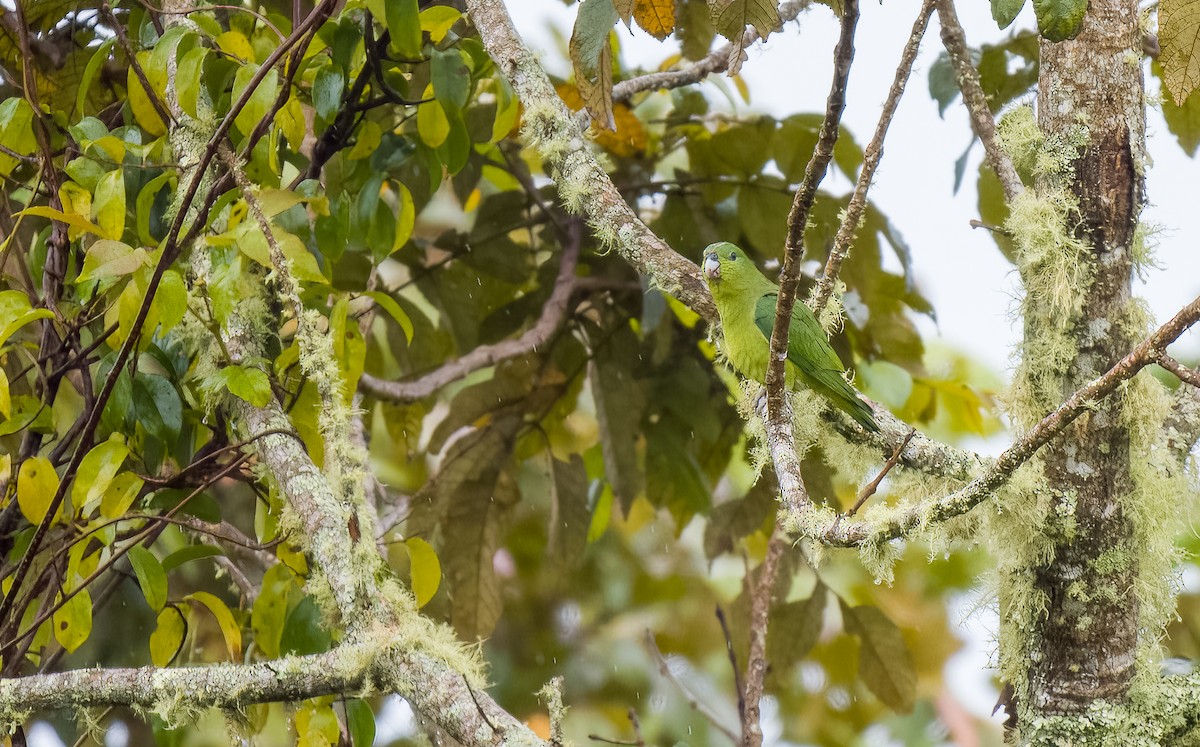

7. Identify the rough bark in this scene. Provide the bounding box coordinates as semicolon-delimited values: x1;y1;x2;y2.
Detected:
1027;0;1145;716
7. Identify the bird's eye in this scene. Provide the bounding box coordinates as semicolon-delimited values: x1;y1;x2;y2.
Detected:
730;252;737;261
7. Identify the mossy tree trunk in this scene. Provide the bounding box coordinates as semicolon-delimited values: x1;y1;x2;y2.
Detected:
1024;0;1145;722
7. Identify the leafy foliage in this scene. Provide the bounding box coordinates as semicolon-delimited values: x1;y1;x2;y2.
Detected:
0;1;1010;744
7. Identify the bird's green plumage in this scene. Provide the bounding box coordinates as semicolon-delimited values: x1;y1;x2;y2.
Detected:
702;242;879;432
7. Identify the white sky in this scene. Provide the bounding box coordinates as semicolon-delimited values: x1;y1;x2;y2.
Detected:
511;0;1200;378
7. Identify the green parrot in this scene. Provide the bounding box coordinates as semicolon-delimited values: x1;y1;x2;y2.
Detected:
701;242;879;433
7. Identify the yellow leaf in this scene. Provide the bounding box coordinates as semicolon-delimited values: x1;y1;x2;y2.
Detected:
215;31;256;62
187;591;242;661
127;52;167;137
556;84;647;158
633;0;674;38
405;537;441;607
17;457;61;526
72;436;129;516
348;120;382;160
419;6;462;42
53;584;92;653
14;206;104;238
150;606;185;667
93;169;126;241
276;97;306;150
0;367;9;419
416;85;450;147
58;181;93;242
296;702;340;747
100;471;144;519
392;182;415;254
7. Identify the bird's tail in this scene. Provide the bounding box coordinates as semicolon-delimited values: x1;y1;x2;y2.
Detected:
840;392;880;433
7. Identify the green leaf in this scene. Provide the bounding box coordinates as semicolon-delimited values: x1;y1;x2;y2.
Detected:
53;584;93;653
129;545;168;612
177;46;209;118
737;179;792;257
100;471;144;519
232;62;280;138
17;456;61;526
0;97;36;175
0;290;55;349
187;591;242;661
588;321;644;512
364;291;414;342
252;563;296;659
570;0;618;130
405;537;441;608
136;171;174;246
215;365;273;407
0;367;9;419
312;65;344;124
858;360;914;410
134;375;182;444
1161;0;1200;104
1032;0;1087;41
841;601;916;712
383;0;422;58
992;0;1026;27
391;181;416;254
344;699;376;747
94;169;127;241
431;48;471;115
77;37;117;116
281;596;332;655
549;455;591;569
77;240;148;283
161;544;225;572
72;436;130;514
157;269;188;334
150;606;186;666
767;585;826;675
1157;58;1200;154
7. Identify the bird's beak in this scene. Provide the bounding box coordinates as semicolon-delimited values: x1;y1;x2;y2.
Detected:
703;253;720;281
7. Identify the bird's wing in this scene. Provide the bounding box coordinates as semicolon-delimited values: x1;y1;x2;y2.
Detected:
753;293;851;395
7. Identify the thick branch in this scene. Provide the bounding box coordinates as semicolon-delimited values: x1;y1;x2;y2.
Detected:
359;233;580;403
0;643;548;747
741;531;785;747
796;292;1200;547
466;0;715;321
935;0;1024;202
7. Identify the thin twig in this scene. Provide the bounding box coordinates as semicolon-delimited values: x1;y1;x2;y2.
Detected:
935;0;1024;201
715;606;744;722
359;227;581;403
765;0;859;519
627;709;646;747
969;219;1012;235
741;530;785;747
644;631;740;744
1160;355;1200;388
846;428;917;516
813;0;935;315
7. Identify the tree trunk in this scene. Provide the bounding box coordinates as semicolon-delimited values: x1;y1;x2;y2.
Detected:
1024;0;1145;719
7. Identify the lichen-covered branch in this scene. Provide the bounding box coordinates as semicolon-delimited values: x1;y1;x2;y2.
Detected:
466;0;716;321
787;291;1200;547
812;0;934;314
935;0;1024;202
0;642;548;747
766;0;858;519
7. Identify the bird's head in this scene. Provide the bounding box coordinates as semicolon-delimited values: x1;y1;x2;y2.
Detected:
702;242;761;299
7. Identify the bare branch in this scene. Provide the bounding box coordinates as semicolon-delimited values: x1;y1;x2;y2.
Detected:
741;531;785;747
1159;354;1200;388
644;631;740;743
359;228;581;403
813;0;935;314
765;0;859;517
935;0;1024;202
